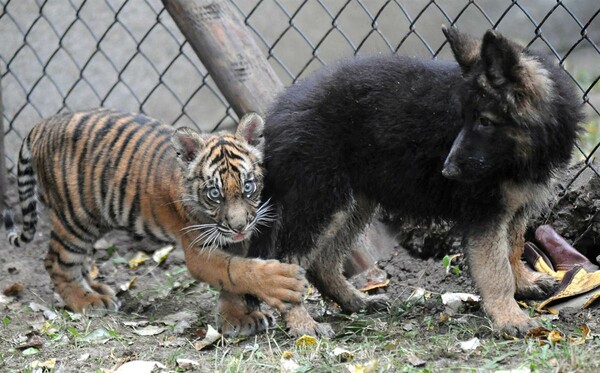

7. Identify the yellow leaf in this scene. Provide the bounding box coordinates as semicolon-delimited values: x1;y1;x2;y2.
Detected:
359;278;390;292
89;264;99;280
295;334;318;348
571;324;592;345
281;350;294;359
333;347;354;362
194;325;221;351
31;358;56;369
129;252;150;269
581;324;591;339
119;276;138;292
347;359;378;373
152;245;175;264
548;330;563;344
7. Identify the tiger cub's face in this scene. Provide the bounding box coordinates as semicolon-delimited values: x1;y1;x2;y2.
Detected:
172;113;271;247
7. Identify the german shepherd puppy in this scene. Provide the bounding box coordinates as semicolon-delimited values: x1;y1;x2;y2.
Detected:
245;27;584;337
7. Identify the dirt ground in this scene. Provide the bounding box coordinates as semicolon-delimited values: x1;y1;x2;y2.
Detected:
1;175;600;372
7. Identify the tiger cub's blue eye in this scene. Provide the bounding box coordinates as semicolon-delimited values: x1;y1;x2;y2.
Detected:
207;187;221;200
243;180;256;194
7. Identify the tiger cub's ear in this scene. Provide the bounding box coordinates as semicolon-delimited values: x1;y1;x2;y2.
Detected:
236;112;265;152
172;127;205;166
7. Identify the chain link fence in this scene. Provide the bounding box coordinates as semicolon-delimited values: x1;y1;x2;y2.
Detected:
1;0;599;180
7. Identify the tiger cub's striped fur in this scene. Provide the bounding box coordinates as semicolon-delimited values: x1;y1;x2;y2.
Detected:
4;109;307;335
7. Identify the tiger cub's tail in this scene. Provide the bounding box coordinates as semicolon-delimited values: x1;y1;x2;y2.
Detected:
4;136;38;247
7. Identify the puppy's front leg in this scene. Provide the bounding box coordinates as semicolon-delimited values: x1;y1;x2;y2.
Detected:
508;213;559;299
467;222;536;336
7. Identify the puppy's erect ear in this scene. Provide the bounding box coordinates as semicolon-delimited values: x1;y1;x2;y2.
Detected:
480;30;521;87
442;25;481;73
236;112;265;152
172;127;205;166
480;30;553;102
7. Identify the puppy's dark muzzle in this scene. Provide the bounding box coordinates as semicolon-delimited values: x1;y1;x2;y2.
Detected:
442;162;462;179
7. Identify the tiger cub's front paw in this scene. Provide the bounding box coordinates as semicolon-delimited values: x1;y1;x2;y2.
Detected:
248;259;308;313
56;281;120;314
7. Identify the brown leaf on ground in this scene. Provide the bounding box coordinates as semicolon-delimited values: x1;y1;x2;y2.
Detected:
3;283;24;297
17;332;44;350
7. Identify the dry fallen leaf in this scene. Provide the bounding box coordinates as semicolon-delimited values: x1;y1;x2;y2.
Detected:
360;279;390;292
347;359;379;373
29;302;57;320
17;332;44;350
119;276;138;292
548;330;563;344
123;320;149;328
526;326;551;339
194;325;221;351
0;294;12;305
407;354;426;367
129;252;150;270
280;352;301;373
31;358;56;370
153;245;175;264
176;358;200;370
458;337;480;352
3;283;24;297
81;327;112;343
295;334;318;348
281;350;294;359
132;325;165;336
114;360;166;373
406;287;428;303
160;310;195;326
332;347;354;362
441;292;481;314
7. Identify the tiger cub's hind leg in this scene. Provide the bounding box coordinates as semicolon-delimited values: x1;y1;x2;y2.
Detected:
44;211;118;313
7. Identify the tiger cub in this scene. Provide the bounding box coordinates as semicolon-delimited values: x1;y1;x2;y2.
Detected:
4;109;307;336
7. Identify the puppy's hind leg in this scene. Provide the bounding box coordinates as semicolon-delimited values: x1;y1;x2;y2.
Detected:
308;197;389;314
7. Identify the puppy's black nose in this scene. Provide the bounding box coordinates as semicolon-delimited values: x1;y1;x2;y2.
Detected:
442;163;462;179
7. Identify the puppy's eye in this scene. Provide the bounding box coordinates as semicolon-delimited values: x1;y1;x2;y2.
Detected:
207;187;221;201
479;117;493;128
243;180;256;195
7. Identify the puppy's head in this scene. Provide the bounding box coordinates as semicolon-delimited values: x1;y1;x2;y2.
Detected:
441;26;558;182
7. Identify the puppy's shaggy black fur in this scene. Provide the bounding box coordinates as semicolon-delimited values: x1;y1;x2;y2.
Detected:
247;27;584;337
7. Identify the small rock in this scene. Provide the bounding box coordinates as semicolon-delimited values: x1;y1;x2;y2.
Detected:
176;358;200;370
93;238;111;250
407;354;426;367
173;320;191;334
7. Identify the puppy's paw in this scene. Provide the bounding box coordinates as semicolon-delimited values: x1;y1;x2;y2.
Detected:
285;304;335;338
515;272;559;300
364;294;391;313
489;303;537;338
288;320;334;339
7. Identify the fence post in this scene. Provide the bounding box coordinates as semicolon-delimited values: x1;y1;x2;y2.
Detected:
162;0;283;117
0;69;8;210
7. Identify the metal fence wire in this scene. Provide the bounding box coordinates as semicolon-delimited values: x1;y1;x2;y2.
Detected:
1;1;599;184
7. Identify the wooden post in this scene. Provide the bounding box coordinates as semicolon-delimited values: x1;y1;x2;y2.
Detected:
162;0;283;117
0;70;8;210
